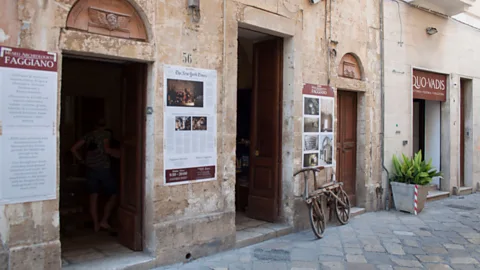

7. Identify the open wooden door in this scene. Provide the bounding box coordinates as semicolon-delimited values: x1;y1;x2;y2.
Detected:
118;63;146;251
336;91;357;206
247;38;283;222
460;80;465;187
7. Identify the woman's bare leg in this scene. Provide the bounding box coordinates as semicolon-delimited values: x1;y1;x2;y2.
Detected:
100;195;117;229
90;193;99;232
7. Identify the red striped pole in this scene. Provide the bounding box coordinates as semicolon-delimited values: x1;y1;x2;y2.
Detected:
414;184;418;215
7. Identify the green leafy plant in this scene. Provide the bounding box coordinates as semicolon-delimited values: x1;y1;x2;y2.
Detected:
390;150;442;186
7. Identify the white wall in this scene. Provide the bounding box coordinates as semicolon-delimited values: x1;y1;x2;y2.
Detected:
384;0;480;192
424;100;441;187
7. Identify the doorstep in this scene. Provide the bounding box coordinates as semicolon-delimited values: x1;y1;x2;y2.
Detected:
350;207;366;218
453;186;474;196
62;252;155;270
235;223;292;249
427;190;450;202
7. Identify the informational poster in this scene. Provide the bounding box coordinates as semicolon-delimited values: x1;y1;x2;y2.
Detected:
0;46;58;204
163;65;217;185
302;84;335;168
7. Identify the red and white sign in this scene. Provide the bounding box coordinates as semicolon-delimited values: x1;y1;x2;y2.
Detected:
412;69;447;102
302;83;334;98
0;46;58;205
0;46;57;72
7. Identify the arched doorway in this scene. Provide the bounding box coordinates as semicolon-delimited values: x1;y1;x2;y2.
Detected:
336;53;363;206
59;0;150;266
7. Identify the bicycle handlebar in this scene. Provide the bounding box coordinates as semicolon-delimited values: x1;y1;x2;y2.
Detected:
293;166;325;177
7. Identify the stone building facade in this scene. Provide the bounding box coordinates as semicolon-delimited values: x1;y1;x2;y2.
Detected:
0;0;382;269
383;0;480;198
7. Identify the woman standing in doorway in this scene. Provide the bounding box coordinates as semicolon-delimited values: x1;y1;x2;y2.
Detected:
71;119;120;232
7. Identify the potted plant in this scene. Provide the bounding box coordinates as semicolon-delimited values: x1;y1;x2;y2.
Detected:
390;150;442;214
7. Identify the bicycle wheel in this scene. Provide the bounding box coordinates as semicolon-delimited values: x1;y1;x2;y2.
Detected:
335;188;351;225
308;198;326;239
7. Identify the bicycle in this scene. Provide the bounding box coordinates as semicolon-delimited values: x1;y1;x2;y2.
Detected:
293;166;351;239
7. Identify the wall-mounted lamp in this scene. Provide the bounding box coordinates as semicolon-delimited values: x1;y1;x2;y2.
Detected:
188;0;201;23
309;0;321;4
426;27;438;35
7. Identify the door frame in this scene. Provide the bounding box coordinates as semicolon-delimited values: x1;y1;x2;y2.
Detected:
234;24;295;224
246;37;283;222
59;54;148;251
336;90;358;206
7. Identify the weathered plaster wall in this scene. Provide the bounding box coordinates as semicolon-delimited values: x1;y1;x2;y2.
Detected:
384;1;480;193
0;0;382;268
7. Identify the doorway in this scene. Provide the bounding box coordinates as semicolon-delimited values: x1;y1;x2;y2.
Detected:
235;28;283;230
336;90;357;206
412;99;441;189
59;56;146;265
460;79;466;187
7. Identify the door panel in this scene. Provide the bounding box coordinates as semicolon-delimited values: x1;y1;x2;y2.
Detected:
118;63;145;251
247;38;283;222
460;80;465;187
336;91;357;205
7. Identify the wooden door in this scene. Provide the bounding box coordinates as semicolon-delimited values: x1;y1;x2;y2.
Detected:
118;63;146;251
460;80;465;187
247;38;283;222
336;91;357;205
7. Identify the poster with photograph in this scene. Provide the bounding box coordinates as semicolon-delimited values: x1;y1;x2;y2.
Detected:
302;84;335;168
164;65;217;185
0;46;58;204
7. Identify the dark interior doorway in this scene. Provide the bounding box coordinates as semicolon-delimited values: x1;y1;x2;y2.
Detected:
59;56;146;265
413;98;441;189
413;99;426;157
235;28;283;224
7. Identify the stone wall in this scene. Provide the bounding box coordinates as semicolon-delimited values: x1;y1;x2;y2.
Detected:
0;0;382;268
384;1;480;193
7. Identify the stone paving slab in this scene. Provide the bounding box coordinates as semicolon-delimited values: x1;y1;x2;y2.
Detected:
154;194;480;270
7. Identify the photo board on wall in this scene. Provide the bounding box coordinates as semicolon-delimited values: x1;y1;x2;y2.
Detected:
302;84;335;168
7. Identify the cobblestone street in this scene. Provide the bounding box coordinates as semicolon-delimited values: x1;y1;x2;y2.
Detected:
156;194;480;270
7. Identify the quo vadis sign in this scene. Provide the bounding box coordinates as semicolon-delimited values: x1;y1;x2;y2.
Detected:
412;69;447;102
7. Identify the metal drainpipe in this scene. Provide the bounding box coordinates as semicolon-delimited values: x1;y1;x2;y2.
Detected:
380;0;391;210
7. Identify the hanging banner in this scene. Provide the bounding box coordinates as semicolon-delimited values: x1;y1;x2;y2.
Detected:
163;65;217;185
412;69;447;102
0;46;58;204
302;84;335;168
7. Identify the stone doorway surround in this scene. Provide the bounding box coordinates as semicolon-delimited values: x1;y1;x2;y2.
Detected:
56;0;157;268
226;5;297;229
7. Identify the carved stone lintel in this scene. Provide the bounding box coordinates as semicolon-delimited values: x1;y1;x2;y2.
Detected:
66;0;147;41
338;53;362;80
342;62;356;79
88;7;131;32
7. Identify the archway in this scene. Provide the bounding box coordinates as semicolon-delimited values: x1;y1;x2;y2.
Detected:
66;0;148;41
60;2;150;268
338;53;363;80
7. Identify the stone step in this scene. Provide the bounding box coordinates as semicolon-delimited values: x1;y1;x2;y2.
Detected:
235;223;292;249
453;186;473;196
427;190;450;202
350;207;366;218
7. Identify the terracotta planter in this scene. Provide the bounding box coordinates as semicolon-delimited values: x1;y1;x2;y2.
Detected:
391;182;429;214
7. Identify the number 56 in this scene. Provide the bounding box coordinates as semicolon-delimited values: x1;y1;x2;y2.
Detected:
182;52;192;64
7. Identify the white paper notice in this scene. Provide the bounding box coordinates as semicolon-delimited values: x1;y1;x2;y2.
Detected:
163;65;217;185
0;46;58;204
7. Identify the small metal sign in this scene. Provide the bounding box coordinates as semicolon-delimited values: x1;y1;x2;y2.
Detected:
146;106;153;115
